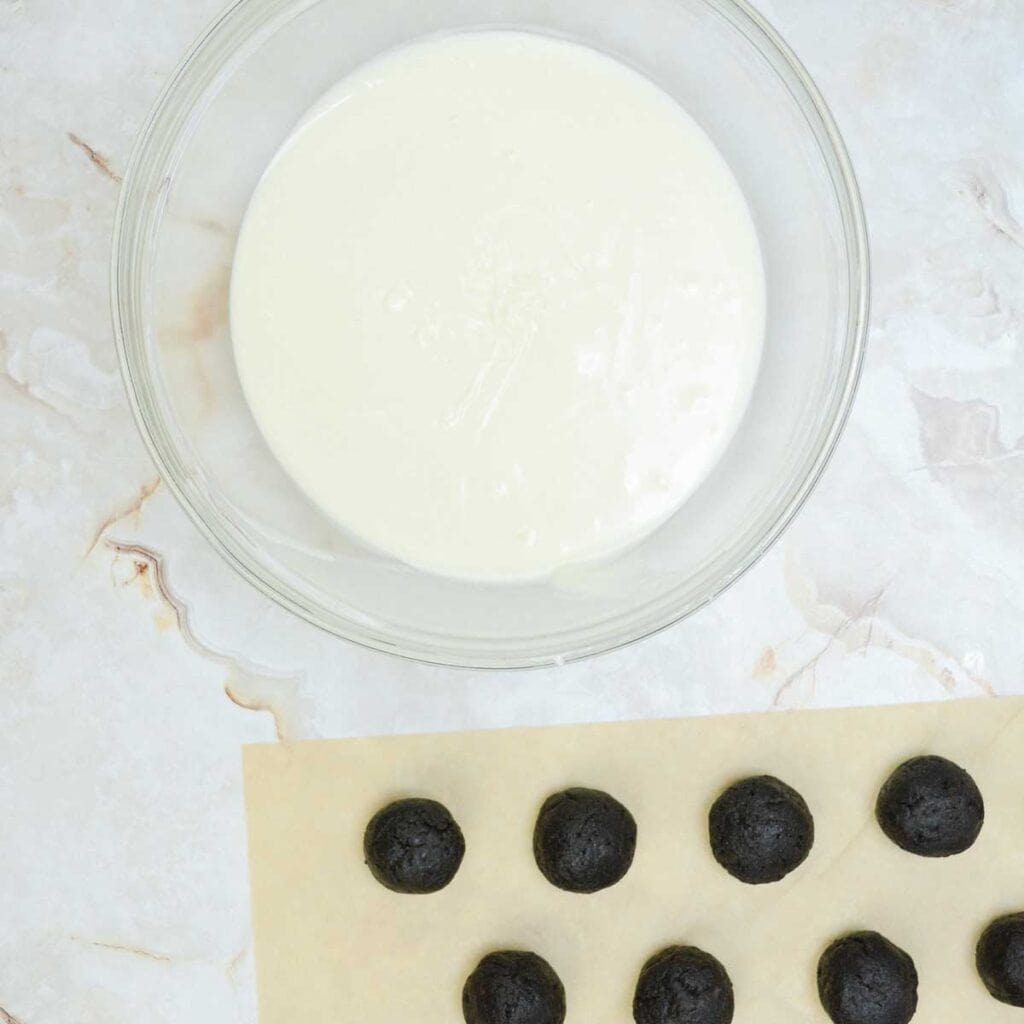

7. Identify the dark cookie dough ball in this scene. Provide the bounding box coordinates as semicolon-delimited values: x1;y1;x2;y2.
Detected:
708;775;814;884
462;950;566;1024
817;931;918;1024
977;912;1024;1007
875;755;984;857
533;787;637;893
363;798;465;894
633;945;734;1024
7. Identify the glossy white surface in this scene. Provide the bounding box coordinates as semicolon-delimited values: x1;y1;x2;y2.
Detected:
232;31;764;580
1;1;1023;1021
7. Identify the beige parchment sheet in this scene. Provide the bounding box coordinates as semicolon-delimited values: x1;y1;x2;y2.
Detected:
243;698;1024;1023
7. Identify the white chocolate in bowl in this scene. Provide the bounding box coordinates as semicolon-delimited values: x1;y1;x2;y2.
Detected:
230;31;765;580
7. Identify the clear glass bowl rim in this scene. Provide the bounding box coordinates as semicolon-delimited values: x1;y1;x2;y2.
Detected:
111;0;870;670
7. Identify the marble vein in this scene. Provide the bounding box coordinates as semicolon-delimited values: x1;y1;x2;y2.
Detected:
83;939;175;964
0;330;75;421
84;478;161;557
66;132;122;184
224;684;287;743
782;559;996;701
103;539;308;741
957;163;1024;249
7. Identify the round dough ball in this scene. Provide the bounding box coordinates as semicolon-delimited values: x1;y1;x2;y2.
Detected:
533;787;637;893
363;798;465;894
875;755;984;857
630;942;737;1024
633;945;735;1024
977;912;1024;1007
708;775;814;884
817;931;918;1024
462;950;566;1024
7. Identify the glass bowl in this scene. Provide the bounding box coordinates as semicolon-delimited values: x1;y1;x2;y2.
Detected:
112;0;868;669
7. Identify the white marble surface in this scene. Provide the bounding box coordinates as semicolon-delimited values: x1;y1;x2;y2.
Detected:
1;0;1023;1020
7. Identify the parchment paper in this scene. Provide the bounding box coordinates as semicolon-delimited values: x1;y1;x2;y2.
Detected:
244;698;1024;1022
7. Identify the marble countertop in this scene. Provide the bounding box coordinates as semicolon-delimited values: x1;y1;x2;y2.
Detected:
2;0;1022;1020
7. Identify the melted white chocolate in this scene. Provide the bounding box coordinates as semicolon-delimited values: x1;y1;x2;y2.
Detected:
231;31;765;579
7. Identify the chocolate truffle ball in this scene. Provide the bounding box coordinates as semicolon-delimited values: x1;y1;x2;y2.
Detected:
633;945;735;1024
463;950;566;1024
875;755;984;857
817;931;918;1024
977;912;1024;1007
708;775;814;884
533;787;637;893
363;797;465;894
